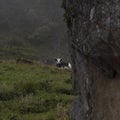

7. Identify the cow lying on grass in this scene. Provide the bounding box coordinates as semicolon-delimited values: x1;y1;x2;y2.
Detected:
16;58;33;64
55;58;72;69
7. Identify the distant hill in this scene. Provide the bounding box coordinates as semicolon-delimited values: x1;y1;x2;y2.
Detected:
0;0;69;60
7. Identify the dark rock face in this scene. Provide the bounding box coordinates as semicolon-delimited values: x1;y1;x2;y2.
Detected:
63;0;120;120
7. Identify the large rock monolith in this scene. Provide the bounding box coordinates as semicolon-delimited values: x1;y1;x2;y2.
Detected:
63;0;120;119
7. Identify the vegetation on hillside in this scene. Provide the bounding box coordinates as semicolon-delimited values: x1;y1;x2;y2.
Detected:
0;0;68;60
0;62;74;120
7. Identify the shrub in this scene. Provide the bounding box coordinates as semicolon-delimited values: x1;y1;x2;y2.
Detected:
13;81;37;96
46;112;56;120
0;84;15;100
18;95;62;114
8;113;22;120
37;80;52;91
64;79;72;84
55;87;73;95
0;80;53;101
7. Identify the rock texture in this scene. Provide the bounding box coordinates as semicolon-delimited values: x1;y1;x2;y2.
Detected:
63;0;120;120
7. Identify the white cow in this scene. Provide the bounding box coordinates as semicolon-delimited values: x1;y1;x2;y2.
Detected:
55;58;72;69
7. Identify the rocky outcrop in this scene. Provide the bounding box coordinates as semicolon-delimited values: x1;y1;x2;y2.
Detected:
63;0;120;120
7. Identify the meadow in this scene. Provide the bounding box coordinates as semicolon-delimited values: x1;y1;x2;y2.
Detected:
0;61;74;120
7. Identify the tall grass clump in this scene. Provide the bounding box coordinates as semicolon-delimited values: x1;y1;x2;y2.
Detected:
13;81;37;96
0;62;74;120
18;95;62;114
55;103;69;120
0;84;15;100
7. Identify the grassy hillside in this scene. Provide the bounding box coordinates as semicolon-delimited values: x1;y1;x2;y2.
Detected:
0;0;69;60
0;62;74;120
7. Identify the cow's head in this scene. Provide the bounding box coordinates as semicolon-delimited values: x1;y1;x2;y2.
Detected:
55;58;63;64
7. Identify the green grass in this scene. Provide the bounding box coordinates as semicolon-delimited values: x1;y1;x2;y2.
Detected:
0;62;74;120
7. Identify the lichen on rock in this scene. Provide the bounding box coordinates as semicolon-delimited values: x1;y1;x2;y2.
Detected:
63;0;120;120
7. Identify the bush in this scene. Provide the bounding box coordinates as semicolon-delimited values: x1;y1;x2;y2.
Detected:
55;87;73;95
0;81;37;101
14;80;53;93
0;80;53;101
0;84;15;100
13;81;37;96
8;113;22;120
46;112;56;120
37;80;52;91
18;95;58;114
64;79;72;84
